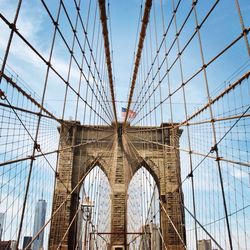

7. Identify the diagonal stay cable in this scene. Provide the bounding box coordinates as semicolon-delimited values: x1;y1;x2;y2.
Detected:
0;133;114;168
0;13;111;126
25;137;115;249
72;0;114;119
182;204;223;250
124;134;186;248
125;70;250;133
126;133;212;249
0;93;71;192
40;0;113;123
127;101;250;193
131;28;250;126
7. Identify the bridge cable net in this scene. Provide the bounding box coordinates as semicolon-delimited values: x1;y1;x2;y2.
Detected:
124;0;250;249
127;167;161;249
0;0;116;248
74;166;112;250
0;0;249;249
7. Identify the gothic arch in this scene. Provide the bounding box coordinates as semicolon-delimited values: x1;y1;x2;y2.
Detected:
49;122;185;249
127;159;161;193
79;157;111;186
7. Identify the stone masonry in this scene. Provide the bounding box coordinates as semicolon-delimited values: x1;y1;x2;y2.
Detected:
49;122;186;249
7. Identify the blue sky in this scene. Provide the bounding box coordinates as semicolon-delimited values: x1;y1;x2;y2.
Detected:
0;0;249;122
0;0;250;249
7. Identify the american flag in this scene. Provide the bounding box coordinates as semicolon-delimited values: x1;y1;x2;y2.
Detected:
121;107;136;118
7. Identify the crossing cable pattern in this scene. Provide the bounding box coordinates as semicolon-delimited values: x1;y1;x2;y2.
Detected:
124;0;250;249
127;167;160;250
0;0;249;249
76;166;112;249
0;0;116;248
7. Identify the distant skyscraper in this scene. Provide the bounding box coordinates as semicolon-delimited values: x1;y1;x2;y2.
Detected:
0;213;5;241
198;239;212;250
32;199;47;250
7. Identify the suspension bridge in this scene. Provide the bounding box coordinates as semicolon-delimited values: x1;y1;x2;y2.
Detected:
0;0;249;249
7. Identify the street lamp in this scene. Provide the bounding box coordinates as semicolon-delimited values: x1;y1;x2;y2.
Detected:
80;197;94;250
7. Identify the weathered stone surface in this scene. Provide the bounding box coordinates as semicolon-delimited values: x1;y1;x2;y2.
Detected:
49;122;185;249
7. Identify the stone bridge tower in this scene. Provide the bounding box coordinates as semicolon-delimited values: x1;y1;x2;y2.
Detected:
48;122;186;249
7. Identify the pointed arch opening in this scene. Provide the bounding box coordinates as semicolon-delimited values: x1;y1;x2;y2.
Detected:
77;165;111;249
127;166;161;249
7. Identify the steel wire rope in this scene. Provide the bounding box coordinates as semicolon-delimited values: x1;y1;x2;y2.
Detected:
87;1;101;126
125;135;188;249
193;1;238;246
73;0;114;120
124;120;250;249
107;0;117;120
130;59;250;129
127;95;250;248
0;13;112;126
125;136;173;249
234;0;250;56
171;0;198;246
41;0;114;123
15;1;64;245
128;0;225;125
0;0;23;85
57;0;114;120
127;0;143;109
131;0;204;117
0;0;115;244
130;0;183;115
25;137;114;249
127;100;250;173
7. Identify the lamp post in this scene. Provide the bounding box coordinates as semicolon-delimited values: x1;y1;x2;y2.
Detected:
81;197;94;250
